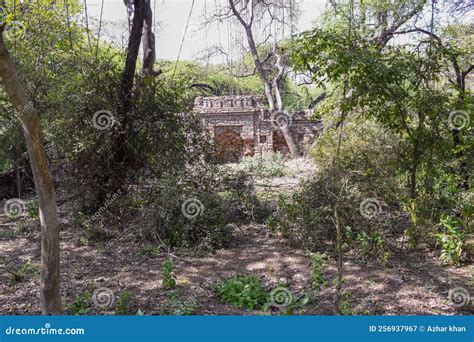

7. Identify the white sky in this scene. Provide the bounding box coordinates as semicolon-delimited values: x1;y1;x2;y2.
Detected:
84;0;327;61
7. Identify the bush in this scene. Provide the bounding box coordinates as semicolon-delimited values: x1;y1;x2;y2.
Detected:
435;215;465;266
269;121;401;257
217;275;268;310
355;230;390;265
236;151;285;178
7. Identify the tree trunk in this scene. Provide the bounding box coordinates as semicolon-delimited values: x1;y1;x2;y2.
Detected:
451;61;469;190
229;0;299;158
243;25;299;157
0;34;63;314
141;0;161;76
114;0;146;171
273;48;299;157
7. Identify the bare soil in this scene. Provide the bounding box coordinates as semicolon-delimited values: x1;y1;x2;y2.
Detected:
1;159;473;315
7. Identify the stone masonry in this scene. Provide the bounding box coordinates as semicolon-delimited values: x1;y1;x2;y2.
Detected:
194;95;322;162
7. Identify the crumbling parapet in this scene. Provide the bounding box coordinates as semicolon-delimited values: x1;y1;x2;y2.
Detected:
194;95;265;113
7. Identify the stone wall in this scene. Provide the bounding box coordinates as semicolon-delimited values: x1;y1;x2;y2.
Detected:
194;95;321;161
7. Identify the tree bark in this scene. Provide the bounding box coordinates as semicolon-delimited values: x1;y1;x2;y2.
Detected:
0;34;63;314
141;0;161;76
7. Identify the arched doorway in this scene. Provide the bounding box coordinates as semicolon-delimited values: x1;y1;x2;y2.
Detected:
215;127;244;163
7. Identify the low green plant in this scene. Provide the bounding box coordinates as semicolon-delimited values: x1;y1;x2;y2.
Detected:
26;199;39;220
161;258;177;290
338;291;370;315
217;275;268;310
355;231;390;265
116;291;131;315
8;259;40;283
281;291;311;315
310;252;327;290
67;291;91;315
236;151;285;178
139;246;161;257
435;215;465;266
161;289;198;315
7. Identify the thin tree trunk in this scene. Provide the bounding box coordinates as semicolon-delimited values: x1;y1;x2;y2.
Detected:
0;34;63;314
141;0;161;76
273;48;299;157
229;0;299;158
114;0;146;169
451;60;469;190
333;203;343;314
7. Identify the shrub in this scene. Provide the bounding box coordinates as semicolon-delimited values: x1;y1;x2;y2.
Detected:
355;230;390;265
66;291;91;315
236;151;285;178
435;215;465;266
217;275;268;310
269;121;404;256
310;252;327;290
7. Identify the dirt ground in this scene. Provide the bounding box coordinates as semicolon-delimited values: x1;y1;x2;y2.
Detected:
1;159;473;315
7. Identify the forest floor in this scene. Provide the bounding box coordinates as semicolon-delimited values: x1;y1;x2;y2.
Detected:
1;159;473;315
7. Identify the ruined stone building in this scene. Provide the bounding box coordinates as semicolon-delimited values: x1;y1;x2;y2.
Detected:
194;95;322;162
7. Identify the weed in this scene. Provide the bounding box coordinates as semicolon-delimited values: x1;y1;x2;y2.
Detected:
66;291;91;315
355;231;390;265
217;275;268;310
8;259;39;283
116;291;131;315
139;246;161;257
159;289;198;315
310;252;327;290
161;258;177;290
435;215;465;266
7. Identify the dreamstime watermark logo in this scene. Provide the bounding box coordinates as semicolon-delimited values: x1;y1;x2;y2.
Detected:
359;198;381;219
92;287;115;308
448;110;470;130
272;111;293;130
448;287;471;307
84;189;123;226
181;198;204;219
269;286;293;307
182;21;204;41
3;198;26;219
92;110;115;130
4;322;85;336
14;101;34;117
4;20;26;40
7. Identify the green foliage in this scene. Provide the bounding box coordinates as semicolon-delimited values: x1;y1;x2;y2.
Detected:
310;120;402;204
116;291;131;315
217;275;268;310
338;291;370;316
159;289;198;315
25;199;39;220
147;174;233;251
221;170;264;222
7;259;39;283
139;246;161;258
435;215;465;266
355;231;390;265
310;252;327;290
67;291;91;316
236;152;285;178
161;258;177;290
